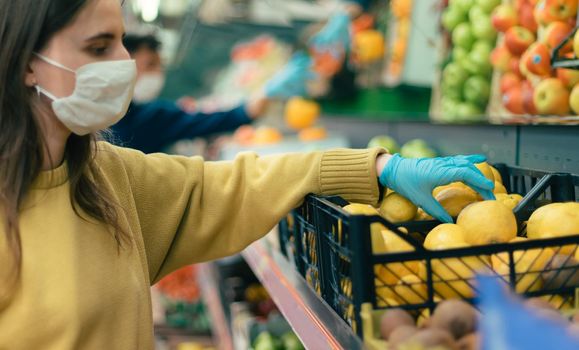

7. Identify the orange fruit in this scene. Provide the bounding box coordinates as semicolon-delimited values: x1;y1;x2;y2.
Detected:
354;30;386;63
298;127;327;142
391;0;413;18
252;126;283;145
285;97;320;130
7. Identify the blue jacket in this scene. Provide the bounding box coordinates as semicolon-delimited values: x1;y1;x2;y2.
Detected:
110;100;252;154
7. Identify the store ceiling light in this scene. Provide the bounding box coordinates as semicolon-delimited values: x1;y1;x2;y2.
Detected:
139;0;160;22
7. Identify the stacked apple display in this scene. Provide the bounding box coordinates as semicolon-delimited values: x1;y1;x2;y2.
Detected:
490;0;579;117
440;0;502;121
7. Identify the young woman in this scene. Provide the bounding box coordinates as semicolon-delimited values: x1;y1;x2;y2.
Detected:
0;0;494;348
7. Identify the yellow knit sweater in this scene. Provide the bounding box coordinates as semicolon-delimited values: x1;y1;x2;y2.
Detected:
0;142;384;349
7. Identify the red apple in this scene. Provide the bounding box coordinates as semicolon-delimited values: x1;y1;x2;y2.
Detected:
543;0;578;22
543;21;574;53
521;80;539;114
491;45;514;72
534;0;556;26
505;26;536;56
556;68;579;88
533;78;571;115
524;42;552;76
503;86;525;114
520;3;539;32
510;56;524;78
492;4;519;32
570;84;579;114
518;50;531;78
515;0;526;9
501;72;523;94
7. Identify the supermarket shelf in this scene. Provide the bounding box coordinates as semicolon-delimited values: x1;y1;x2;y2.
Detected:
242;236;365;350
198;263;234;350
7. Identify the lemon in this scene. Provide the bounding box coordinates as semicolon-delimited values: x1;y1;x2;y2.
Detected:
495;193;523;210
414;208;434;221
424;224;468;250
379;192;418;223
376;228;420;286
382;227;413;252
434;186;480;217
527;202;579;255
343;203;380;215
492;237;555;293
394;274;427;304
475;162;495;183
457;201;518;245
493;181;507;194
490;165;503;184
343;203;387;253
420;241;492;299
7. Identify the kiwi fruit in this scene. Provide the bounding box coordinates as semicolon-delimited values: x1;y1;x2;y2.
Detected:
399;328;458;349
542;254;579;290
389;325;419;348
430;299;479;340
379;308;415;340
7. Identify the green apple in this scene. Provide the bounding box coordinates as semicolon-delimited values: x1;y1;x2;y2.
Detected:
463;75;491;106
450;0;475;13
468;6;486;22
442;82;463;100
456;102;484;121
401;146;438;158
442;62;468;88
403;139;430;149
441;97;461;118
464;50;492;76
452;23;475;50
471;15;497;41
472;40;493;55
367;135;400;153
442;7;468;32
400;139;437;158
458;56;478;75
475;0;501;13
452;46;469;61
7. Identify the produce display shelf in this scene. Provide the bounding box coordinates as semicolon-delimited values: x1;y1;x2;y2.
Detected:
198;263;234;350
242;236;365;350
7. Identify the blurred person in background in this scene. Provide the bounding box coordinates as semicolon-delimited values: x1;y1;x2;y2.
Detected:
111;34;315;153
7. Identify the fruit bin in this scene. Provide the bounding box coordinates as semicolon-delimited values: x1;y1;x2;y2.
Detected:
280;164;579;340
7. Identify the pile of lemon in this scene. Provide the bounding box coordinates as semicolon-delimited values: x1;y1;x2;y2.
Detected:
343;162;579;307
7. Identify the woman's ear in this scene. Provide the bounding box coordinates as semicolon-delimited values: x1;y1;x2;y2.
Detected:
24;61;37;88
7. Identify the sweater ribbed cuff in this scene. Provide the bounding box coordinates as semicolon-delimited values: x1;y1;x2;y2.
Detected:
319;147;386;205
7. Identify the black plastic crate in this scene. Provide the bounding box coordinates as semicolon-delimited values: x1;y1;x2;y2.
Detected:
290;165;579;337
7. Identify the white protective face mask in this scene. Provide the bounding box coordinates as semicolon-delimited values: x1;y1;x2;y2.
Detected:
132;72;165;103
34;53;137;136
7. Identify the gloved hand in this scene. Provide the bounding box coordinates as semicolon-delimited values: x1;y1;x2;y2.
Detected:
309;12;351;57
379;154;496;223
264;52;317;99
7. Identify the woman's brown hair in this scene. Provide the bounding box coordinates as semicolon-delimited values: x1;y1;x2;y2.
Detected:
0;0;128;305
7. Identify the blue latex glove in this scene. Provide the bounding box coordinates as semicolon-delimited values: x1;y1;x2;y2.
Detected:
478;276;579;350
379;154;496;223
264;52;317;99
309;12;351;57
